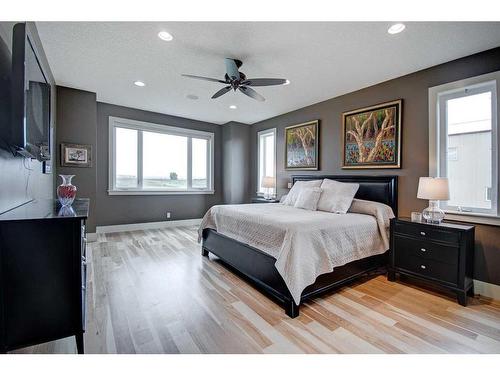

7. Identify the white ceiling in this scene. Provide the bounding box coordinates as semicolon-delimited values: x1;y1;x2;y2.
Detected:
36;22;500;125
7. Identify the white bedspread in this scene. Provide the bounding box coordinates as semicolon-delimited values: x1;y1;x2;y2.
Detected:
198;203;392;305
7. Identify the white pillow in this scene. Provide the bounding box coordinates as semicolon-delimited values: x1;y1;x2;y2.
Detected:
283;180;322;206
317;179;359;214
294;188;322;211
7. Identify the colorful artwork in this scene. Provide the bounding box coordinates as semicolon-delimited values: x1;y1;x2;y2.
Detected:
342;100;402;169
285;120;319;170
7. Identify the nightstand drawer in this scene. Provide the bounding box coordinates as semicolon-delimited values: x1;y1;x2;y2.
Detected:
394;221;459;244
393;235;458;265
397;255;458;285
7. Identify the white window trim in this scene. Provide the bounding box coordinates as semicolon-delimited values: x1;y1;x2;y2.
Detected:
257;128;277;196
108;116;215;195
429;71;500;226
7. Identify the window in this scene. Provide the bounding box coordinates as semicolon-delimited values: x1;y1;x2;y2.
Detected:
109;117;214;195
257;128;276;195
430;74;499;219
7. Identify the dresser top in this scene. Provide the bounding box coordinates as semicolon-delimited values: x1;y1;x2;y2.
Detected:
0;199;89;221
394;217;474;231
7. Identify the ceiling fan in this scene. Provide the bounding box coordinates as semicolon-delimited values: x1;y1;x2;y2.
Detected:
182;58;289;102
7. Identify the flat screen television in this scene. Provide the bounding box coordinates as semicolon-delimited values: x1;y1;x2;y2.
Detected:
11;22;51;161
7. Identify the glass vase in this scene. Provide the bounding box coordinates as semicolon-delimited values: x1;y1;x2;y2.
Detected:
57;174;77;207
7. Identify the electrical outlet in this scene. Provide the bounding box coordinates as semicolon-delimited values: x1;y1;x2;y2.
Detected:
166;212;171;219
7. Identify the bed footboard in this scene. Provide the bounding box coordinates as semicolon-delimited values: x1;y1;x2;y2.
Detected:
201;228;387;318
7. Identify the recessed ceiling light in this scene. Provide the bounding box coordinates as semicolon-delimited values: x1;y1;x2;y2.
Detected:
186;94;199;100
134;80;146;87
158;31;174;41
229;105;237;109
284;79;291;85
388;23;406;35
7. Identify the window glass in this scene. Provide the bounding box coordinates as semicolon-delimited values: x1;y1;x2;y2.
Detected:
115;127;138;188
446;92;492;210
142;131;188;189
192;138;208;189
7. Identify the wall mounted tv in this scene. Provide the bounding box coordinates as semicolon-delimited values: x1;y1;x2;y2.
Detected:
11;22;53;161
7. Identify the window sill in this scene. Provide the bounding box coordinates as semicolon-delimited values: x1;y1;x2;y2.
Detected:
444;211;500;227
108;190;215;196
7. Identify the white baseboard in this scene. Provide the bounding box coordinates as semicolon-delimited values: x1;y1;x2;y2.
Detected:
95;218;202;234
474;279;500;301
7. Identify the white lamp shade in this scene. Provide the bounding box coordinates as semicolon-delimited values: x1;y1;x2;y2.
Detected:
261;176;276;189
417;177;450;200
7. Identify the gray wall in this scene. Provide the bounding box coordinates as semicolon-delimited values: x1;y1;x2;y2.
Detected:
56;86;97;231
0;22;54;215
222;121;251;204
250;47;500;285
95;102;223;226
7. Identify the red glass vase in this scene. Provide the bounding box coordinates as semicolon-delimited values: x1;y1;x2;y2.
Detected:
57;174;77;207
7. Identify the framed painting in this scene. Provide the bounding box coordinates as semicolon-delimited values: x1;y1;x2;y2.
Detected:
285;120;319;170
342;99;402;169
61;143;92;168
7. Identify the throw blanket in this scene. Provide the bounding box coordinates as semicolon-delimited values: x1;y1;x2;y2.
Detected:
198;202;393;305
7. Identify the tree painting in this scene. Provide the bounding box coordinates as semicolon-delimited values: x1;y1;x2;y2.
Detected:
343;100;402;169
285;121;319;170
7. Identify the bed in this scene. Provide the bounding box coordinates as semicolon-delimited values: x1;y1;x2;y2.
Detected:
200;175;398;318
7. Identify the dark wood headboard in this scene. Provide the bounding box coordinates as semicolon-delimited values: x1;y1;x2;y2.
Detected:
292;175;398;216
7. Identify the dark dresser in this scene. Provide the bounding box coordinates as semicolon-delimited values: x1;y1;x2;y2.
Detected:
388;217;475;306
0;199;89;354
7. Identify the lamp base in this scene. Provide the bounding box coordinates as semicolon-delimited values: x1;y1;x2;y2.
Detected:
422;200;445;224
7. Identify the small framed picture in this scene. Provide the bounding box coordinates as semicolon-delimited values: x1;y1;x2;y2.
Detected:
61;143;92;168
411;212;422;223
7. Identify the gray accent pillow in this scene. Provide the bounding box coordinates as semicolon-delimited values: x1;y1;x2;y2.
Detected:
294;188;323;211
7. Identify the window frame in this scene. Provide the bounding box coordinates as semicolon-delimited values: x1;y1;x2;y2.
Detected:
429;71;500;225
257;128;277;196
108;116;214;195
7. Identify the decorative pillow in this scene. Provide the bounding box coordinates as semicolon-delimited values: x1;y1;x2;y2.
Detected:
317;179;359;214
283;180;322;206
294;188;322;211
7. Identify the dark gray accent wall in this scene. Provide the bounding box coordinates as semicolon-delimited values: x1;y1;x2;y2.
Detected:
56;86;97;232
0;22;54;215
95;102;223;226
222;121;251;204
250;47;500;286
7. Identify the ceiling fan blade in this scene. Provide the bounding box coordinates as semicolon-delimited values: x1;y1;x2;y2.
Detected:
211;86;232;99
238;86;265;102
225;58;240;80
182;74;227;84
241;78;288;87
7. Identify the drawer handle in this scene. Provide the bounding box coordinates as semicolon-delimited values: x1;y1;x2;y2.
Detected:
420;265;426;270
420;231;426;236
420;248;426;252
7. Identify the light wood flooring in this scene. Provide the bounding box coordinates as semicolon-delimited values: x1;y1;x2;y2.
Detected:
12;226;500;354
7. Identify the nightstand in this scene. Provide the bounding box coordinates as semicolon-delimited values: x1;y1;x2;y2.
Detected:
251;197;280;203
388;217;475;306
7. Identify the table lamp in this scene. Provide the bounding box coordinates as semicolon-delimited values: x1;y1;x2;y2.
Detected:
417;177;449;224
261;176;276;200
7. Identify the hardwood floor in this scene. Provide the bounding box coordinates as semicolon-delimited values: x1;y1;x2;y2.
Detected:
11;225;500;354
